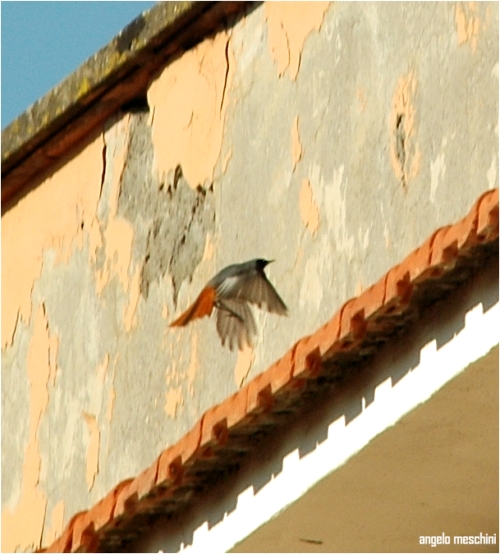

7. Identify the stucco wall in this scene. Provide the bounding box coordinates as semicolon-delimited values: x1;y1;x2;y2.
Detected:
2;2;498;551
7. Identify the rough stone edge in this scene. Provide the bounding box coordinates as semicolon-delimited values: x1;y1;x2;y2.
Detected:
1;1;248;206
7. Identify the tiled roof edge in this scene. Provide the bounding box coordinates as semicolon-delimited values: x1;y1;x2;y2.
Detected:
1;1;248;207
41;188;499;553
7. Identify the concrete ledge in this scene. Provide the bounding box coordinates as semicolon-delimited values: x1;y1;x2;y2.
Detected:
1;1;248;208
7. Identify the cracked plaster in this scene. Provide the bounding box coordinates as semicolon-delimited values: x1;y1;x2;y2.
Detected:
2;3;498;551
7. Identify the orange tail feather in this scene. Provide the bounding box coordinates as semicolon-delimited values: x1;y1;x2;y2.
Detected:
170;287;216;327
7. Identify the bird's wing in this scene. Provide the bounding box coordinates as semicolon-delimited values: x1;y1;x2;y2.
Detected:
219;272;288;315
215;299;257;351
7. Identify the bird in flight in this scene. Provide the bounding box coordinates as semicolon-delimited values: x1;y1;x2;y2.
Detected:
170;259;288;350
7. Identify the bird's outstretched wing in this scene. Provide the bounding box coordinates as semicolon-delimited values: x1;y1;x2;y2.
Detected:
215;299;257;351
224;272;288;315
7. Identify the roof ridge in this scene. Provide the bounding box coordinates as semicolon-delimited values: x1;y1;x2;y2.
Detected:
1;2;248;208
42;188;499;552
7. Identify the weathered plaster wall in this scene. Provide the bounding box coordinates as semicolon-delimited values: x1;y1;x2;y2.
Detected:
2;2;498;551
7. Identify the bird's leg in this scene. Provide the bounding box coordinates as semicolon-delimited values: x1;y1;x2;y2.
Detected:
215;300;245;322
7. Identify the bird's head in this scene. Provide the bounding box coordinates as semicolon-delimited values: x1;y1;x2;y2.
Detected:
255;259;273;271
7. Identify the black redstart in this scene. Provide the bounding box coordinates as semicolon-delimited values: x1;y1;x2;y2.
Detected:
170;259;287;350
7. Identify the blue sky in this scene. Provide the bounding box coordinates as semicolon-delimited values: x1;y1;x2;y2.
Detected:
1;1;157;128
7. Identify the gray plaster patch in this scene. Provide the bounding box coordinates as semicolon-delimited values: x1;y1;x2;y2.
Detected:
141;168;215;302
33;247;111;521
1;317;31;510
117;114;215;303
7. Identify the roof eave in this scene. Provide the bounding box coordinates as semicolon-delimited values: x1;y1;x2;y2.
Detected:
1;1;249;209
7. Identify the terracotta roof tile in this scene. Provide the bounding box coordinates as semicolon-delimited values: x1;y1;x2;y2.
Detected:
339;297;369;346
40;510;86;553
113;478;140;521
293;338;322;380
43;189;499;552
430;225;457;271
135;458;160;499
460;192;482;248
88;485;123;534
408;231;439;282
383;263;413;315
200;389;248;449
72;511;99;553
40;520;74;553
358;277;388;322
317;311;343;359
478;188;499;241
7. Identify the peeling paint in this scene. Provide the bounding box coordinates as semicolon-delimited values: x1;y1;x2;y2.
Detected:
165;360;177;386
354;280;365;297
202;233;216;262
48;335;59;388
117;114;216;302
162;304;170;320
124;266;141;332
83;413;100;491
222;147;233;173
265;2;329;80
97;354;110;383
455;2;480;53
430;153;446;204
2;304;53;552
108;128;130;219
107;387;116;423
91;114;142;328
148;29;234;188
360;227;370;251
95;217;134;295
187;335;199;397
487;155;497;190
106;355;118;424
390;70;421;188
357;87;367;112
384;226;391;250
165;387;184;418
87;218;104;273
299;257;323;312
234;344;255;388
2;134;104;349
299;178;320;236
43;500;65;545
291;116;302;171
324;164;355;257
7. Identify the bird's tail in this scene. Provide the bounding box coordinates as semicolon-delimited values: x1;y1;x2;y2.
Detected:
169;287;216;327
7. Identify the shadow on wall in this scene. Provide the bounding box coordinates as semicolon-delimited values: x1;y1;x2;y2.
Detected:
131;253;499;552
